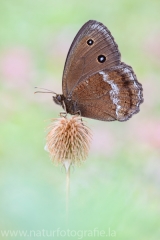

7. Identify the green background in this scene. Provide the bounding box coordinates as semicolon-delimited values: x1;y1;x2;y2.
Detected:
0;0;160;239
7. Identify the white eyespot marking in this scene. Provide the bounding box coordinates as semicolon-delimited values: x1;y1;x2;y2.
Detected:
90;22;118;52
99;71;121;118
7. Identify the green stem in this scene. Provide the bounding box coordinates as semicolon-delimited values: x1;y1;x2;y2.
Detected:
66;165;70;222
63;159;71;225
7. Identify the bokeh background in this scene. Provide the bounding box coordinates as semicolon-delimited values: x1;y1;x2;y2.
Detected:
1;0;160;239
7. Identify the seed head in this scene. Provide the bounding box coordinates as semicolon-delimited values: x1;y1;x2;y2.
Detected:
46;115;92;165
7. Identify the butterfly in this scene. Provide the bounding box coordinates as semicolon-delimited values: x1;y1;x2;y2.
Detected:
37;20;143;122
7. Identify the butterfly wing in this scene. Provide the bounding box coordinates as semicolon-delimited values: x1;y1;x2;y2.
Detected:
71;63;143;121
62;20;121;97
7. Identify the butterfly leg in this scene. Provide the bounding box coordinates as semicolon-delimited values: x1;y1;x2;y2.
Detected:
59;100;68;117
73;110;81;116
72;110;84;124
60;111;67;118
73;110;83;121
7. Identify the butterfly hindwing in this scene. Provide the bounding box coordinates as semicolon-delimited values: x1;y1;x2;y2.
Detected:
71;63;143;121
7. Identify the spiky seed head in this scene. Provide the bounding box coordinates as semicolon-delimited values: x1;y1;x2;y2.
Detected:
46;115;92;165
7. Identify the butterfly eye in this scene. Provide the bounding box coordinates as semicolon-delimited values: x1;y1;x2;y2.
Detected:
97;55;106;63
57;95;61;102
87;39;94;45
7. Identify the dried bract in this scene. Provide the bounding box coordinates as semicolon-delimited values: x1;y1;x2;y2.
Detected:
46;115;92;165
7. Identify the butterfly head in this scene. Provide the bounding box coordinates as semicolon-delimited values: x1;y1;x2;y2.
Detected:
53;94;63;106
34;87;63;106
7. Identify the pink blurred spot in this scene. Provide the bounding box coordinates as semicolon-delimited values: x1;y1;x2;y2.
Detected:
91;127;116;156
47;27;76;60
0;47;33;85
144;30;160;62
131;120;160;149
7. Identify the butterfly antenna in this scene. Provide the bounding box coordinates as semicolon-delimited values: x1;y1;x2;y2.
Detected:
34;87;57;95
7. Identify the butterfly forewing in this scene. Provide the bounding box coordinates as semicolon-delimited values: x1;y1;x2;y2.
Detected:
62;20;121;97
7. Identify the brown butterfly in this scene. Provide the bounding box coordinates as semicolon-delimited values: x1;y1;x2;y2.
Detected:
37;20;143;122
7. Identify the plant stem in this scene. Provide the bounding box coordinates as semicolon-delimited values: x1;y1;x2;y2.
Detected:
66;165;70;222
63;159;71;225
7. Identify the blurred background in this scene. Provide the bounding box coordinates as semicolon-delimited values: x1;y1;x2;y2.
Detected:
0;0;160;239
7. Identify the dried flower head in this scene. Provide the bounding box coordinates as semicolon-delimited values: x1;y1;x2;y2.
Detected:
45;115;92;165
